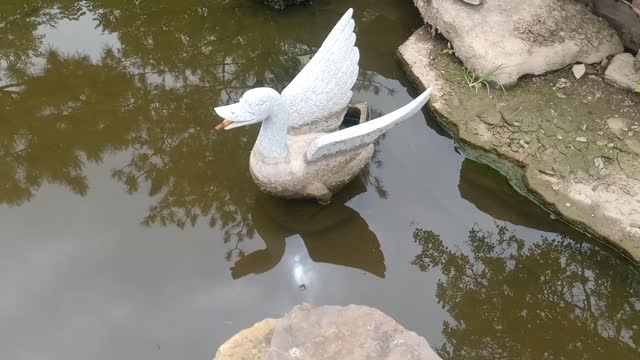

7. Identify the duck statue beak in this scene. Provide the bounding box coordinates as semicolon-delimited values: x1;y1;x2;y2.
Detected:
214;102;262;130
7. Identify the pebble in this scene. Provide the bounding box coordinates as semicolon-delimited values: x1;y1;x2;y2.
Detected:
572;64;586;80
575;137;587;143
594;157;605;170
555;78;571;89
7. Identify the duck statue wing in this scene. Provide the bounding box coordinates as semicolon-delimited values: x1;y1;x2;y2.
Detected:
306;88;432;162
281;8;359;133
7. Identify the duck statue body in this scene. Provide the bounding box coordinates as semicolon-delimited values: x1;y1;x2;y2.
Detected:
215;9;432;202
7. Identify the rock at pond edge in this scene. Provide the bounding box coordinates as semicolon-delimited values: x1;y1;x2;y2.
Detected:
214;304;442;360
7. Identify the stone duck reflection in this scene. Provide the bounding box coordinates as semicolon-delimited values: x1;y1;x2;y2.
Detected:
230;179;385;279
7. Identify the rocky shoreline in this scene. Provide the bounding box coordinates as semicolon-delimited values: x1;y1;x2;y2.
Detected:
399;0;640;262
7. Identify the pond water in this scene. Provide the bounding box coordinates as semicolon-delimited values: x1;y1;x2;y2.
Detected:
1;1;639;359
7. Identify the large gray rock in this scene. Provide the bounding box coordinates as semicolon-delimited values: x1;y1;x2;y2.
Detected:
604;53;640;91
414;0;623;86
214;304;442;360
575;0;640;50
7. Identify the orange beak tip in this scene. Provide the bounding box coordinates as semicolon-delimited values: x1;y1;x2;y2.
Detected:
215;119;233;131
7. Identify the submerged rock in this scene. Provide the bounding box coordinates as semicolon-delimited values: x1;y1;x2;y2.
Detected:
214;304;442;360
413;0;623;86
604;53;640;92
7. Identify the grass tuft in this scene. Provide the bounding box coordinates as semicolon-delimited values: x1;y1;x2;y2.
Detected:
464;64;505;95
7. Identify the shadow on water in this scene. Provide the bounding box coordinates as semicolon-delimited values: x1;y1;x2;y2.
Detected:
459;159;577;235
232;179;385;279
412;223;640;360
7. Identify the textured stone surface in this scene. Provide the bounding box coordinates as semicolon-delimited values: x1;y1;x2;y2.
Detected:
575;0;640;50
413;0;623;86
398;28;640;261
604;53;640;91
214;319;278;360
214;304;442;360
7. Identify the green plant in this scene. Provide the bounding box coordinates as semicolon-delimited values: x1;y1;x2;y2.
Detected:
464;64;505;95
442;42;455;55
636;83;640;93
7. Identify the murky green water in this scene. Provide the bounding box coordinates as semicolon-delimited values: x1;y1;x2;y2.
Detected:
1;1;638;359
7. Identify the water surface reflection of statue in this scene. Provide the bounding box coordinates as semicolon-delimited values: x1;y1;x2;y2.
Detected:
231;179;385;279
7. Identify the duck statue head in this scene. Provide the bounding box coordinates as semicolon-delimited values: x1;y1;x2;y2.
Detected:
216;88;291;162
215;88;282;130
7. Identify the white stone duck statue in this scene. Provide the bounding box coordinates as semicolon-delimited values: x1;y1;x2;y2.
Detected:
215;8;432;203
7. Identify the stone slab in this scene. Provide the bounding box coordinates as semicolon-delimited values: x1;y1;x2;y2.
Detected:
398;27;640;262
413;0;623;86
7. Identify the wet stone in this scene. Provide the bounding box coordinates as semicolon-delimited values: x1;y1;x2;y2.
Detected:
607;117;631;138
625;139;640;155
520;117;540;132
503;114;522;127
618;152;640;181
553;163;571;178
478;111;503;126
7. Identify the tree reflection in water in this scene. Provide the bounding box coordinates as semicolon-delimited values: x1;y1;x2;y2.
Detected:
0;1;401;278
412;223;640;359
